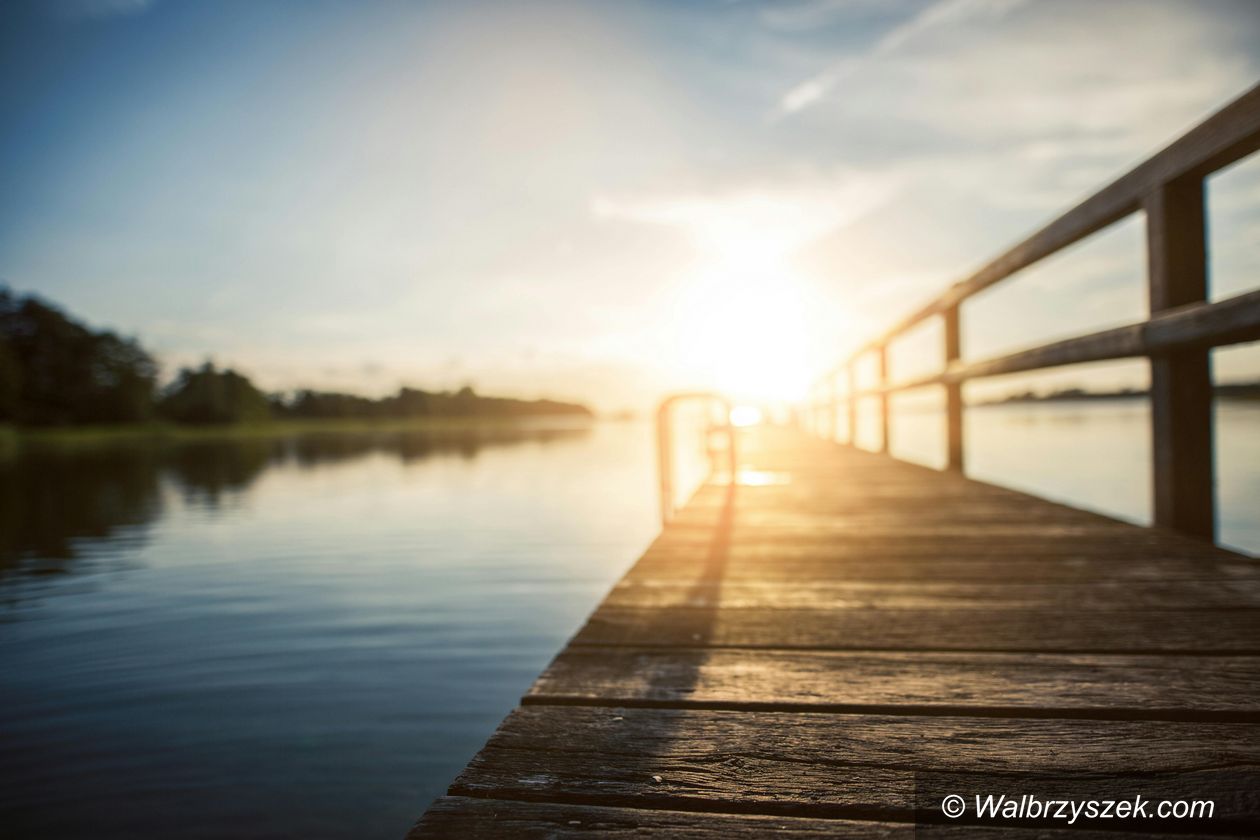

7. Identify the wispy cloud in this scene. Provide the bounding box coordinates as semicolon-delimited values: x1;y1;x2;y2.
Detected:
591;169;904;258
51;0;155;21
760;0;875;33
777;0;1029;115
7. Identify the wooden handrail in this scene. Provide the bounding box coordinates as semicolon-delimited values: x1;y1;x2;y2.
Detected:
820;83;1260;375
810;82;1260;541
655;393;736;525
834;288;1260;396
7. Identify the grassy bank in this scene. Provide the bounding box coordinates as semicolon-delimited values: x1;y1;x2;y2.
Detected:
0;415;596;452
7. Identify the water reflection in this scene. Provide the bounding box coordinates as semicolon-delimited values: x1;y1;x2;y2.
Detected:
0;420;657;840
0;425;590;586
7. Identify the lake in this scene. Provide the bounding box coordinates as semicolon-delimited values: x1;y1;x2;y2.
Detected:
1;404;1257;839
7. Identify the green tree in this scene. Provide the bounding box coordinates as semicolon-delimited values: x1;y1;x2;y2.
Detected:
0;338;20;422
0;287;157;424
159;362;271;425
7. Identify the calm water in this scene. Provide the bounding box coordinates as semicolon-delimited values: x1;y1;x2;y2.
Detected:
2;406;1257;839
889;399;1260;555
0;423;668;839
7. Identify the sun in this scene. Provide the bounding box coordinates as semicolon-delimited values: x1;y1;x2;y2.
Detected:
729;405;763;427
672;240;814;403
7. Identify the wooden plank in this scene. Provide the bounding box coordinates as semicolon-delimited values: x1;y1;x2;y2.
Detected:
526;648;1260;720
658;478;1218;540
648;532;1239;558
413;798;912;839
446;708;1260;827
666;499;1127;520
642;517;1243;555
676;485;1060;504
412;797;1241;839
667;509;1116;526
473;706;1260;774
642;527;1245;560
572;606;1260;653
601;579;1260;610
649;503;1238;549
627;554;1259;585
667;502;1139;526
655;523;1179;540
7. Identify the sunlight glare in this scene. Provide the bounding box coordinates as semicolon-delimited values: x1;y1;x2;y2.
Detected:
673;228;816;403
729;405;763;427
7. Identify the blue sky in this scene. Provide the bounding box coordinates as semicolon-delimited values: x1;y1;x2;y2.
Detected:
2;0;1258;408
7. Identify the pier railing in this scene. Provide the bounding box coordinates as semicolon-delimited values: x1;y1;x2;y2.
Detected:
656;393;736;524
808;82;1260;540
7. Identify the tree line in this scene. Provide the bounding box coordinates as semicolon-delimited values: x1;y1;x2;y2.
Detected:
0;287;591;426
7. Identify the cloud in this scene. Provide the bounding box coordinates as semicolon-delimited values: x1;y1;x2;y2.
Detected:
759;0;880;33
778;0;1030;115
51;0;155;20
590;169;905;258
771;0;1259;224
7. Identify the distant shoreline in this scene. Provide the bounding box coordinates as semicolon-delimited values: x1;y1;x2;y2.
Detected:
0;414;596;453
981;383;1260;406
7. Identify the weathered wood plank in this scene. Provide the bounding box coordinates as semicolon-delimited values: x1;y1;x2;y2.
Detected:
669;503;1125;522
628;550;1257;582
574;606;1260;653
411;797;1241;839
602;579;1260;610
647;511;1237;550
526;648;1260;720
446;707;1260;827
413;798;907;839
483;706;1260;774
655;523;1201;541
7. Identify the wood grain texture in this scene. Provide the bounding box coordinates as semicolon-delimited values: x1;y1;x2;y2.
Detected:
448;707;1260;826
411;797;1243;839
480;706;1260;775
574;606;1260;653
526;647;1260;720
410;426;1260;836
628;550;1258;582
602;579;1260;610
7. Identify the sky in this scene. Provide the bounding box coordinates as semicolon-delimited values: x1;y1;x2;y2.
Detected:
2;0;1259;410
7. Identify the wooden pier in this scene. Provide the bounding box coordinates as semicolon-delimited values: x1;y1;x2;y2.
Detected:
409;85;1260;837
412;427;1260;837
